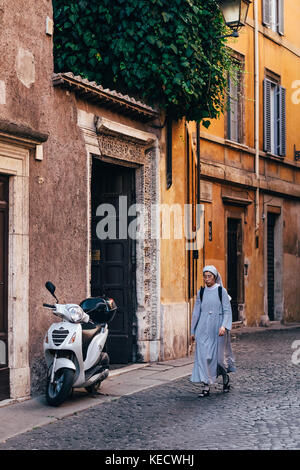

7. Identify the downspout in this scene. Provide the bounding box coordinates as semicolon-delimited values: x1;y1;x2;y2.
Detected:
254;0;260;235
196;122;201;207
196;122;205;269
196;122;202;271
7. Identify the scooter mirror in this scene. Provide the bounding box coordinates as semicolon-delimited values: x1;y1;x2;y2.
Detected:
45;281;56;297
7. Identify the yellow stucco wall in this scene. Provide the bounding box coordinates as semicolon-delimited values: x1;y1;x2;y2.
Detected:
162;2;300;330
160;119;187;305
196;2;300;325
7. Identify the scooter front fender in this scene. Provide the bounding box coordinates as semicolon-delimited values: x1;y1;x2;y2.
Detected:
50;358;76;374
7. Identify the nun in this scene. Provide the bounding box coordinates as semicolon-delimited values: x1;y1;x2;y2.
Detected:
190;265;236;397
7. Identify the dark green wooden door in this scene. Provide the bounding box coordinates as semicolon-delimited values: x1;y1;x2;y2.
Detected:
91;160;136;363
267;213;277;321
227;218;243;322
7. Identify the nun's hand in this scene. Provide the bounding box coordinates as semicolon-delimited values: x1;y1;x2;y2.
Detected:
218;326;226;336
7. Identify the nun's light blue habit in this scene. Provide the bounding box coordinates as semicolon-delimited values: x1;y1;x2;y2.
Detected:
190;266;236;385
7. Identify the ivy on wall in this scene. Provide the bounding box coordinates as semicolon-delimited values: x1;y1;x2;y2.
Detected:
53;0;233;123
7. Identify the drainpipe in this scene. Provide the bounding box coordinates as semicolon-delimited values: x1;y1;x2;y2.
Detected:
254;0;260;235
196;122;201;206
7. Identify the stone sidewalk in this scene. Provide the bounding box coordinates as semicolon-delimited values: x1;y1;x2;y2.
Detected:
0;356;194;443
0;322;299;445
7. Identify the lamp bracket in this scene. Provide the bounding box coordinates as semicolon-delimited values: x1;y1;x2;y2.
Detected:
217;31;239;39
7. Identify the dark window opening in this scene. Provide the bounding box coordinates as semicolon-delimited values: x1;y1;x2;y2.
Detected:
166;117;172;189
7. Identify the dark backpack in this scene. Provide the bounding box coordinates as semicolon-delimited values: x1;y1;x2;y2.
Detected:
200;285;222;304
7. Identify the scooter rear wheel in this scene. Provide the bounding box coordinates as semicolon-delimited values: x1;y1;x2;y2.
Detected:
46;368;75;406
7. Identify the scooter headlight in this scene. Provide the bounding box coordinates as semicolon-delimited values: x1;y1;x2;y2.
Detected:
68;306;85;323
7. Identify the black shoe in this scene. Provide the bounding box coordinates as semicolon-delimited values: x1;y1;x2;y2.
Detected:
198;388;210;398
223;374;230;393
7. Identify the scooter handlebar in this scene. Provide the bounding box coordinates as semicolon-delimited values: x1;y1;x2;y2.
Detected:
43;303;56;309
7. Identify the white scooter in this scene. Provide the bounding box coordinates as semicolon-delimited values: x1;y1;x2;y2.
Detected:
43;281;117;406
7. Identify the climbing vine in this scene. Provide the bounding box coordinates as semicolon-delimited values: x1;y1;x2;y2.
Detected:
53;0;233;123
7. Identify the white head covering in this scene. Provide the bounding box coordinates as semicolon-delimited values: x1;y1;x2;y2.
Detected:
203;265;223;286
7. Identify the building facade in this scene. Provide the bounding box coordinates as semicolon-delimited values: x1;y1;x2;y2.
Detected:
197;0;300;326
0;0;299;403
162;0;300;341
0;0;164;401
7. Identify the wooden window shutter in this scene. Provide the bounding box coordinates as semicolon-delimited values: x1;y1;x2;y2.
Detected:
228;74;239;142
262;0;271;27
227;73;232;139
278;0;284;35
263;78;272;153
237;70;243;143
279;85;286;156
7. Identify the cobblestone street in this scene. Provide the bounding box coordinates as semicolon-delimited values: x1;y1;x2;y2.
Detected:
0;328;299;451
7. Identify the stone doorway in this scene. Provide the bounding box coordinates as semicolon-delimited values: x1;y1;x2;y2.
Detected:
91;159;136;363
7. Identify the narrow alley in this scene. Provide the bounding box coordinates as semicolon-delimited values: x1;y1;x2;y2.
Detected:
0;327;299;451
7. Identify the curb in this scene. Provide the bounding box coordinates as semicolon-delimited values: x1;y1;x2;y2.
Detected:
231;322;300;337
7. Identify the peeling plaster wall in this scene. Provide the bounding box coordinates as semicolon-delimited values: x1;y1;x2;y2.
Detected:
0;0;163;401
0;1;89;396
15;47;35;88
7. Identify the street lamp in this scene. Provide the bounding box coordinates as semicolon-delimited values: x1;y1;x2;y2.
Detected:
216;0;252;38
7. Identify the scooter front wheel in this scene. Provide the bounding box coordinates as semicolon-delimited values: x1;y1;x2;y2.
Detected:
46;368;75;406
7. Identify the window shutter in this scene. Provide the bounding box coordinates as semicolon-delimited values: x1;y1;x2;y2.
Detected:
227;73;232;139
262;0;271;27
230;78;239;142
263;78;272;153
228;70;239;142
237;73;243;143
278;0;284;35
279;85;286;156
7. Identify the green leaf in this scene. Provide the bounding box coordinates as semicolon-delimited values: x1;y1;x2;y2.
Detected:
202;120;211;129
147;35;156;45
68;55;77;66
169;44;178;54
185;46;194;58
162;12;171;22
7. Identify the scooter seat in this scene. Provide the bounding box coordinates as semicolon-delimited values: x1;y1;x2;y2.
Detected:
81;322;102;361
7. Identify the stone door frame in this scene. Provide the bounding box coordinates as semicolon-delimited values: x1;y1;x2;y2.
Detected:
0;138;30;400
77;109;161;362
263;195;283;322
